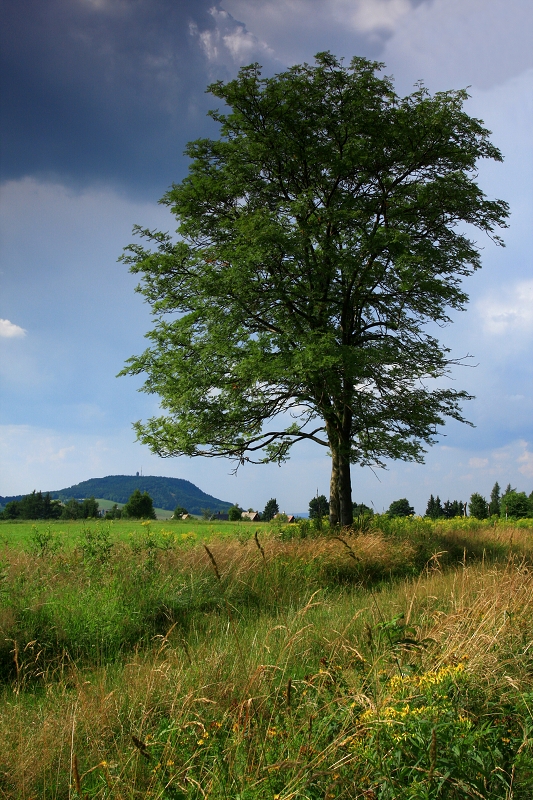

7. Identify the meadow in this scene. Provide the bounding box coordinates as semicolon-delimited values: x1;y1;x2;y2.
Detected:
1;515;532;798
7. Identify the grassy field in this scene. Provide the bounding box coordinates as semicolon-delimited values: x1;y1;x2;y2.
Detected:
91;499;176;521
1;516;532;798
0;516;261;549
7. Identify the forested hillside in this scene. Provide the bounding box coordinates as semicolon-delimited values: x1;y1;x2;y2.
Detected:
0;475;231;515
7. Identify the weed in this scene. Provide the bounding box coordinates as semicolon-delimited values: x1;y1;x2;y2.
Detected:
29;523;63;557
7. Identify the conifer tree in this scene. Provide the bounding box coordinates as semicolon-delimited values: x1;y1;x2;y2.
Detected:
489;482;501;516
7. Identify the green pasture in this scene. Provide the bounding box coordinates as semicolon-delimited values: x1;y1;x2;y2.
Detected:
0;514;270;548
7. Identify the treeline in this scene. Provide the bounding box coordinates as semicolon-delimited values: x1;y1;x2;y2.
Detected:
0;488;158;521
468;482;533;520
385;482;533;520
309;483;533;521
0;491;99;521
423;484;533;520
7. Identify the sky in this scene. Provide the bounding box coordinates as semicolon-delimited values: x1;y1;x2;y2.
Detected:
1;0;532;514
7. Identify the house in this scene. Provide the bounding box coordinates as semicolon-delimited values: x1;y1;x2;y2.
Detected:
241;511;260;521
210;512;229;521
273;513;296;523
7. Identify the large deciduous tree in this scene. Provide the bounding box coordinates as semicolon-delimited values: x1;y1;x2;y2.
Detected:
120;53;508;526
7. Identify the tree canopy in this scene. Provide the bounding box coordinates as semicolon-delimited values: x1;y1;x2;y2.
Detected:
122;489;156;519
121;52;508;526
0;491;62;520
262;498;279;522
309;494;329;520
468;492;488;520
387;498;414;517
500;490;532;519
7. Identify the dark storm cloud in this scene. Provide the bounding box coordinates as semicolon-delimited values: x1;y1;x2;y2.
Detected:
0;0;233;196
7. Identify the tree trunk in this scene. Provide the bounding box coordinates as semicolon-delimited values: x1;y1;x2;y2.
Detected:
329;449;340;526
338;402;353;527
327;412;353;527
338;449;353;527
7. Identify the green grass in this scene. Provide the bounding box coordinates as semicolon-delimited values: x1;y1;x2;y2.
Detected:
1;518;532;798
0;516;267;548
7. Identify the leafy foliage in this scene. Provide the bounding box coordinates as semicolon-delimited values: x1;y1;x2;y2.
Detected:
353;502;373;517
469;492;489;519
262;498;279;521
387;498;415;517
173;505;189;517
120;52;508;526
309;494;329;520
426;495;465;519
122;488;156;519
501;490;533;519
227;504;242;521
61;496;100;520
0;491;62;520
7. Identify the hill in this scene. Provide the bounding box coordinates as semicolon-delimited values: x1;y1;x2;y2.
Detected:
0;475;232;516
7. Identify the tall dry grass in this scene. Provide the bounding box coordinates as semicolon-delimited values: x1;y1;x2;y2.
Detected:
0;523;532;797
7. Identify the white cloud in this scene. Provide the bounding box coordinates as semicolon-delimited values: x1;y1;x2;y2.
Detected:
223;0;414;38
0;318;26;338
191;8;274;69
518;447;533;478
383;0;533;92
220;0;532;90
330;0;413;34
478;281;533;335
469;457;489;468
